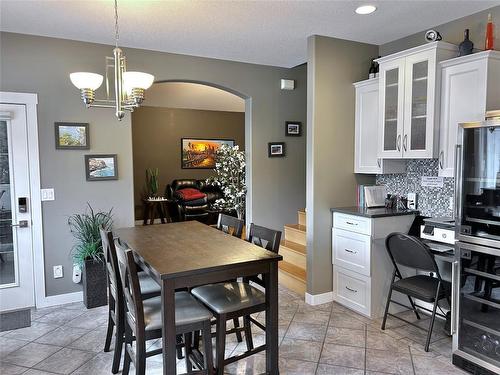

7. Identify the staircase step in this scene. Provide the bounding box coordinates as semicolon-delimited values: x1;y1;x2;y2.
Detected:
284;224;306;246
280;241;307;270
298;210;306;226
279;261;306;282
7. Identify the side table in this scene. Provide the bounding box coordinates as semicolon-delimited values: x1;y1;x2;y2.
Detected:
142;198;172;225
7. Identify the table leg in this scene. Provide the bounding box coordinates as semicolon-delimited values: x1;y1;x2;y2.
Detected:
265;262;279;374
161;279;177;374
143;203;149;226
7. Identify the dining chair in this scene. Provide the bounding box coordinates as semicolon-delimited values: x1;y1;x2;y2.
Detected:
99;227;162;374
216;213;244;238
381;232;451;352
114;238;214;375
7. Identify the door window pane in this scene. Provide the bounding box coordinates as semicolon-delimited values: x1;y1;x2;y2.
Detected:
0;120;15;286
410;61;428;150
384;68;399;151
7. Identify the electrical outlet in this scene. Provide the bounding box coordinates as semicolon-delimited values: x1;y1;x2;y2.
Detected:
53;265;63;279
41;188;55;201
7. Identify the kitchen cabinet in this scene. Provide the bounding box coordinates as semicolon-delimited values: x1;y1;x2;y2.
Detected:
438;50;500;177
377;42;457;159
353;78;406;174
331;210;417;318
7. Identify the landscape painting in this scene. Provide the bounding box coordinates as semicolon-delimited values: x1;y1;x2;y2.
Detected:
85;154;118;181
55;122;89;149
181;138;235;169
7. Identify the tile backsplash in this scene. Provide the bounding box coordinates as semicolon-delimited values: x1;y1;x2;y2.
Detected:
376;159;454;217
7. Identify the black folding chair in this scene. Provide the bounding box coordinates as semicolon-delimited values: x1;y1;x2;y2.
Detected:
381;232;451;352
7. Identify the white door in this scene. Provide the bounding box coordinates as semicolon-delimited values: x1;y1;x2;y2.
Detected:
0;104;35;312
403;50;436;158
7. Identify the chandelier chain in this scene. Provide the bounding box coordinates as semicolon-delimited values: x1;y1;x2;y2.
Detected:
114;0;119;47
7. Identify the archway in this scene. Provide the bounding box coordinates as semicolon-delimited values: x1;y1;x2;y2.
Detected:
132;80;253;225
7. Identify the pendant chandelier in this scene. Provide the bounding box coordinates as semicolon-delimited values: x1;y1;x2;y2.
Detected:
69;0;154;120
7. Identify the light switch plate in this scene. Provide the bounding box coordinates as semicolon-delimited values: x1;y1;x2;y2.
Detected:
41;188;55;201
53;265;63;279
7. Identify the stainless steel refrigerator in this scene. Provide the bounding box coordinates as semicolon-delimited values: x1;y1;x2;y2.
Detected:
453;111;500;374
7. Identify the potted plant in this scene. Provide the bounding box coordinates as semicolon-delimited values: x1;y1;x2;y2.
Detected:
207;144;246;219
146;168;160;198
69;203;113;308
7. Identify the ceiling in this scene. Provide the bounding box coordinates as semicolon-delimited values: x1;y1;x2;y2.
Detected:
144;82;245;112
1;1;498;67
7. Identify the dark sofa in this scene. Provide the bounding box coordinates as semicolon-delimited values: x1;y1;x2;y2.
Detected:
165;179;224;223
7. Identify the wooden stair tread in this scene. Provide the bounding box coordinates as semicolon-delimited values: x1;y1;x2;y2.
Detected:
284;224;306;233
279;261;306;281
280;240;306;255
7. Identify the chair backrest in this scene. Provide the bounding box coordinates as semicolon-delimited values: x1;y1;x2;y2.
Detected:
99;227;122;304
247;223;281;253
114;238;145;329
217;213;244;238
385;232;440;277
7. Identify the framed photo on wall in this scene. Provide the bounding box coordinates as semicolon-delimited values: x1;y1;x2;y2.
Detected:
181;138;235;169
285;121;301;136
55;122;89;149
85;154;118;181
268;142;285;157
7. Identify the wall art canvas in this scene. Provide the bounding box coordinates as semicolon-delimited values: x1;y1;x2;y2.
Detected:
181;138;235;169
85;154;118;181
55;122;89;149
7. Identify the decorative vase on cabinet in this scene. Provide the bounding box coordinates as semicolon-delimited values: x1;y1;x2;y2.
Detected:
438;50;500;177
353;78;406;174
376;42;458;159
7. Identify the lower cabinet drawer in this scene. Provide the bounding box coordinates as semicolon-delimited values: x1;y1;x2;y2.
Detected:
332;228;371;276
334;266;371;317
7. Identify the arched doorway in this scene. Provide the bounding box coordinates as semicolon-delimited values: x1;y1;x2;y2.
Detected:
131;80;252;224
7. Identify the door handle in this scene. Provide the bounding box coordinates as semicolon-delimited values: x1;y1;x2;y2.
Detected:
403;135;408;152
439;150;444;169
451;260;459;335
11;220;29;228
397;135;401;152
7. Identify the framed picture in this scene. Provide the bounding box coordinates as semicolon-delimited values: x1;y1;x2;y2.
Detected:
55;122;89;149
285;121;301;136
85;154;118;181
268;142;285;157
181;138;235;169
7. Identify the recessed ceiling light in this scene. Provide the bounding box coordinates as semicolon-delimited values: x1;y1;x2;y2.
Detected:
355;5;377;15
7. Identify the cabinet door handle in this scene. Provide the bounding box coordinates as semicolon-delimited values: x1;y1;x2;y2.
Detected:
377;158;381;168
345;248;357;254
451;260;459;335
439;150;444;169
397;135;401;152
345;221;358;226
345;286;358;293
403;135;408;152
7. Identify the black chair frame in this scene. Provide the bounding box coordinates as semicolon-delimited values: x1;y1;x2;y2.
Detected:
381;232;450;352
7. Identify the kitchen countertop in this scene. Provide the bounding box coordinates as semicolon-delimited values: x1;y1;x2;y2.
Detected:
330;206;419;218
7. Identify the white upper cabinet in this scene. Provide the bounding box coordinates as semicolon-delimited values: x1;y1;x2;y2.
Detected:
377;42;457;159
354;78;406;174
438;51;500;177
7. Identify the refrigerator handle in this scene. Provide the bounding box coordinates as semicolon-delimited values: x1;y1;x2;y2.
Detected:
454;145;463;224
451;260;459;335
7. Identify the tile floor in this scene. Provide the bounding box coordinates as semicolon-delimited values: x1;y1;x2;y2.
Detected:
0;285;468;375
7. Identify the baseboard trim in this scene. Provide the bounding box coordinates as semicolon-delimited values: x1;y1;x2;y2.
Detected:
37;291;83;309
305;291;334;306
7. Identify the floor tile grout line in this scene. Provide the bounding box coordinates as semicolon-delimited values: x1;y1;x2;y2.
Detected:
408;341;417;375
364;323;367;375
314;301;334;374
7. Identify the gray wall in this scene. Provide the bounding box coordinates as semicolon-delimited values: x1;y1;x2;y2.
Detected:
131;106;245;219
0;32;307;297
306;35;377;295
380;6;500;56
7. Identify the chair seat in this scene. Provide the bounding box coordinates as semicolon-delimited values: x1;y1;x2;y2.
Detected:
393;275;450;302
191;282;265;314
138;271;161;297
142;292;213;331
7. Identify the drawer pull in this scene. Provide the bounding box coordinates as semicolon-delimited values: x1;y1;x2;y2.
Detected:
345;286;358;293
345;248;357;254
345;221;358;226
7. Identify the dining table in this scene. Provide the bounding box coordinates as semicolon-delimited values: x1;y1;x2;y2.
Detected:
115;220;283;374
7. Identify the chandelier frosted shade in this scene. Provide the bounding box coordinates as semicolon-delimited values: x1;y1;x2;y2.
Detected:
69;72;104;90
123;71;155;91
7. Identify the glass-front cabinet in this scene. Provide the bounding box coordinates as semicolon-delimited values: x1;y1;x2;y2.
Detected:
377;42;457;159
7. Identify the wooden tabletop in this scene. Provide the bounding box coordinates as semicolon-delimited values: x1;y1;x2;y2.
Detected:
115;221;282;280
